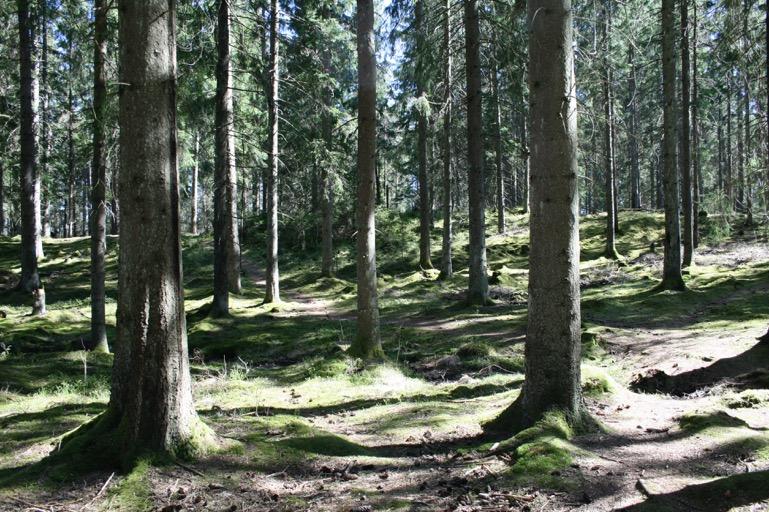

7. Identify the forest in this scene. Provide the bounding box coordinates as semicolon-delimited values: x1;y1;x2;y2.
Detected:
0;0;768;510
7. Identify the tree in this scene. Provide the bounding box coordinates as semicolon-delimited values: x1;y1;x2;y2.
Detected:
415;0;432;270
89;0;109;352
491;27;505;235
212;0;242;316
627;45;641;209
681;0;693;267
68;0;213;461
319;6;335;278
439;0;453;280
602;0;619;260
487;0;583;432
349;0;382;360
660;0;685;290
464;0;489;305
190;131;199;235
16;0;44;313
265;0;281;303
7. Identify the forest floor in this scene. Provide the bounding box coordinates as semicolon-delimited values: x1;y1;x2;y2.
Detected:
0;210;768;511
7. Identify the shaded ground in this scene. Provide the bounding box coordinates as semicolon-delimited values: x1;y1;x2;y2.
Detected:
0;211;768;511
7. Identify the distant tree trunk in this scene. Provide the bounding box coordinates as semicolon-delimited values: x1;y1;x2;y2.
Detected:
521;107;530;214
464;0;489;305
415;0;433;270
349;0;382;360
680;0;693;267
487;0;582;433
110;164;119;235
0;162;4;235
737;77;745;212
102;0;209;459
16;0;43;303
627;45;641;209
692;1;700;247
89;0;109;353
602;0;618;259
191;132;199;235
740;0;750;216
718;104;724;194
492;48;505;234
726;77;733;205
212;0;242;316
660;0;685;290
439;0;453;280
40;3;51;239
766;0;769;212
265;0;281;303
320;9;334;278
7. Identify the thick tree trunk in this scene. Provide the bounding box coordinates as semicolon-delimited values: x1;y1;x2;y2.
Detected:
40;4;51;240
0;162;4;235
464;0;489;305
349;0;382;360
439;0;453;280
101;0;209;459
660;0;685;290
265;0;281;303
212;0;242;316
602;0;618;259
487;0;582;433
89;0;109;353
191;132;199;235
17;0;43;302
415;0;433;269
680;0;693;268
627;46;641;209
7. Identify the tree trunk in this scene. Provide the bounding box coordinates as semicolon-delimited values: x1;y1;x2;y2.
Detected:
212;0;242;316
439;0;453;280
660;0;685;290
415;0;433;269
627;45;641;209
89;0;109;353
727;77;733;205
692;0;700;248
320;7;334;278
97;0;210;460
487;0;582;433
16;0;43;302
492;45;505;234
766;0;769;212
0;162;4;235
521;107;530;214
191;132;199;235
349;0;382;360
680;0;693;267
40;3;51;240
464;0;489;305
602;0;618;259
265;0;281;303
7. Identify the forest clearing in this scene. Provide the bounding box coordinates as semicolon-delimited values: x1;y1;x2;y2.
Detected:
1;212;768;511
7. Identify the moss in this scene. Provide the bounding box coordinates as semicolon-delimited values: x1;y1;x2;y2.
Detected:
102;458;153;512
677;410;750;436
581;365;618;397
723;390;769;409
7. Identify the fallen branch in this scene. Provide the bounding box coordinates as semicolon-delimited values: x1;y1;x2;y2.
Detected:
80;472;115;511
174;460;205;477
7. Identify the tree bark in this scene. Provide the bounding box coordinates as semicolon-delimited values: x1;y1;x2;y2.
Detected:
17;0;43;302
103;0;209;459
692;0;700;248
439;0;453;280
660;0;685;290
464;0;489;305
40;3;51;240
487;0;582;433
727;77;733;205
680;0;693;268
320;7;334;278
492;43;505;234
415;0;433;269
602;0;618;259
89;0;109;353
0;162;4;235
265;0;281;303
627;45;641;209
191;132;199;235
766;0;769;212
212;0;242;316
349;0;382;360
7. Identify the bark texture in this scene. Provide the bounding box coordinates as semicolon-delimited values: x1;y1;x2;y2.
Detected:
488;0;582;432
660;0;685;290
265;0;281;303
680;0;693;268
464;0;489;305
439;0;453;280
320;20;335;278
89;0;109;352
415;0;433;270
17;0;43;302
107;0;206;458
602;0;618;260
349;0;382;360
213;0;242;316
